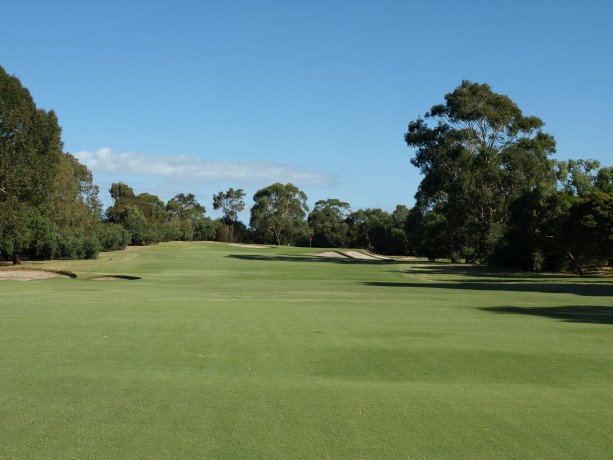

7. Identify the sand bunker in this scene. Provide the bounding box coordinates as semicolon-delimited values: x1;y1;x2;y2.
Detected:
345;251;391;260
345;250;380;260
312;251;349;258
312;250;391;260
0;270;70;281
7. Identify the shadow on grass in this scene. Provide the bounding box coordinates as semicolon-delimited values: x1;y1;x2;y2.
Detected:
408;263;586;279
480;305;613;325
90;275;142;280
363;281;613;297
226;254;394;265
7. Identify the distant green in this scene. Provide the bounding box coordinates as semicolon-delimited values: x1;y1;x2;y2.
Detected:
1;242;612;458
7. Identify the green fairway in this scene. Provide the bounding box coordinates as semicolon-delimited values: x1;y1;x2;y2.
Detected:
1;242;612;458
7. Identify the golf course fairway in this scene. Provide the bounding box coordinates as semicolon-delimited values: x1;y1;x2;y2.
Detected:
1;242;612;458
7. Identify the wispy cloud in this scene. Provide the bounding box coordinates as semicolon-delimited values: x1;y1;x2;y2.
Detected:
74;148;337;186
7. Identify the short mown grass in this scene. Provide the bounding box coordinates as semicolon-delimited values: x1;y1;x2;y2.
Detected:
1;242;612;458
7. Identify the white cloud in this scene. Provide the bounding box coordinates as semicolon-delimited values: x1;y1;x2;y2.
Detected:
74;148;337;186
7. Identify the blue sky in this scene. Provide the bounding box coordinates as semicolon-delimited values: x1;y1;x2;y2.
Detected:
4;0;612;221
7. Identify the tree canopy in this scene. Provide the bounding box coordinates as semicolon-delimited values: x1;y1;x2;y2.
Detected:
405;80;557;262
250;183;309;245
213;188;246;224
0;66;64;262
308;199;351;248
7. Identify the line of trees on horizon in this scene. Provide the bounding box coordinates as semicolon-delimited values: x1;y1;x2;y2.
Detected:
1;66;611;274
0;65;412;263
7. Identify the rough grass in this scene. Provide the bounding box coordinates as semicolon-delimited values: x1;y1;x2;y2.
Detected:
0;242;612;458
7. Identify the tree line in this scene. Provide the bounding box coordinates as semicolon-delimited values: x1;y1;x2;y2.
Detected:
1;67;611;273
0;67;411;263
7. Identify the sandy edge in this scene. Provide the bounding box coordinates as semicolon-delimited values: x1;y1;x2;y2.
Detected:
0;270;68;281
311;250;390;260
312;251;349;258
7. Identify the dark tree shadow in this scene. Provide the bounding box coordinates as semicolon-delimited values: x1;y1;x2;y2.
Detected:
363;281;613;297
90;275;141;280
408;263;589;279
480;305;613;325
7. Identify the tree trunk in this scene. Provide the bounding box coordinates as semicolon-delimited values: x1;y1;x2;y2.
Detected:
272;227;281;246
565;248;583;277
12;253;21;265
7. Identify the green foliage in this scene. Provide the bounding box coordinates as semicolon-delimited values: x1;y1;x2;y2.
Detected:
215;220;249;243
389;205;410;255
0;66;64;262
106;184;165;228
193;217;216;241
345;207;410;255
347;208;391;253
595;167;613;194
406;82;611;272
109;182;135;202
213;188;246;224
45;153;101;228
96;222;131;251
28;214;58;259
405;208;450;260
0;68;104;262
405;80;557;263
165;193;209;241
308;199;351;247
212;188;247;243
166;193;206;221
136;193;168;224
159;219;182;242
564;191;613;272
555;159;602;197
119;205;160;245
0;198;34;260
104;185;214;245
250;183;309;245
497;188;570;270
55;226;102;259
499;162;613;273
388;227;409;255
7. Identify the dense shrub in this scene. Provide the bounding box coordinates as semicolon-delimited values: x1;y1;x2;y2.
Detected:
96;223;131;251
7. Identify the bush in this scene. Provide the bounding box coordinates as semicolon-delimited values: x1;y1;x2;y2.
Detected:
96;223;131;251
55;227;101;259
28;215;59;259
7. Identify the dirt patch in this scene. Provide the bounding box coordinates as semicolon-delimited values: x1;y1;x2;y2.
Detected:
0;270;71;281
312;251;349;259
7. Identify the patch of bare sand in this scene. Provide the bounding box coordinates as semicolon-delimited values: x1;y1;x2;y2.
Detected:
0;270;68;281
312;251;349;258
345;250;386;260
